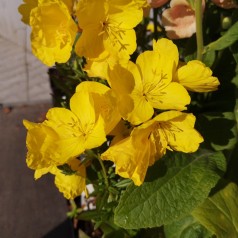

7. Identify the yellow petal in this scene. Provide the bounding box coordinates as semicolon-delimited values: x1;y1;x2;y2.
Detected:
56;137;86;162
45;107;87;162
84;57;112;80
76;82;121;134
75;25;108;59
18;0;38;25
70;91;96;127
109;62;136;120
85;115;107;149
76;0;106;29
150;82;190;111
53;159;86;199
153;38;179;74
138;119;168;159
70;91;107;150
154;111;204;153
136;51;173;87
23;121;60;170
103;28;137;58
175;60;220;92
46;108;79;138
109;62;136;94
102;135;155;186
34;167;52;179
108;0;143;29
62;0;74;13
30;0;77;66
102;121;157;185
126;93;154;125
76;0;142;59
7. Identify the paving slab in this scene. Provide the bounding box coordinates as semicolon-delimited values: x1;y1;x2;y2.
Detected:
0;103;74;238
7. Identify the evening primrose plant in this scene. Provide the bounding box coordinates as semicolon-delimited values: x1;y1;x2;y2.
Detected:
19;0;238;237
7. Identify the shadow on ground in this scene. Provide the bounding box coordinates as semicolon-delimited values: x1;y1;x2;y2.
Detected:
0;103;74;238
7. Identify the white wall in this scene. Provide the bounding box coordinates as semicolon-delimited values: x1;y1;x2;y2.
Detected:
0;0;51;105
0;0;27;47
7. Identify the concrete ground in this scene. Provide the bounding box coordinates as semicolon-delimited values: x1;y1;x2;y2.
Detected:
0;36;75;237
0;1;76;236
0;104;75;238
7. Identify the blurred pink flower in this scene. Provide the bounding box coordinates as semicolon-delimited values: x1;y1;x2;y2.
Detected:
212;0;238;9
162;0;205;39
148;0;170;8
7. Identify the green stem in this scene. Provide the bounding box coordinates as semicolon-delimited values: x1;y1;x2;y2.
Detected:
97;155;109;188
195;0;204;61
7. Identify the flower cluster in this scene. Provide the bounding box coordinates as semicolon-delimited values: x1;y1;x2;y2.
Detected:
19;0;219;199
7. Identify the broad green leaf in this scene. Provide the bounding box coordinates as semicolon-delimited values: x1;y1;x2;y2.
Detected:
192;182;238;238
77;209;109;221
231;41;238;64
196;112;238;151
164;215;213;238
204;21;238;52
99;221;130;238
202;50;216;68
114;150;226;229
225;143;238;184
103;230;127;238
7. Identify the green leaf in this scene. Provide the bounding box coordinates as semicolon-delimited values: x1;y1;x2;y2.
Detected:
77;209;109;221
192;182;238;238
231;37;238;64
196;112;238;151
225;143;238;184
57;164;76;175
114;150;226;229
204;21;238;52
164;215;213;238
103;230;127;238
202;50;216;68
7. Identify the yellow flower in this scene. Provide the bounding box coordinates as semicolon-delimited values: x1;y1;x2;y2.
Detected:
35;159;86;199
53;159;86;199
29;0;78;66
153;38;220;92
75;81;121;134
174;60;220;92
102;125;157;186
109;46;190;125
23;120;60;170
102;111;203;185
18;0;75;25
23;91;106;170
75;0;143;60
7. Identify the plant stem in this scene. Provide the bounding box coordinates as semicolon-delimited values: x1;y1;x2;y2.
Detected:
195;0;204;61
97;155;109;188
